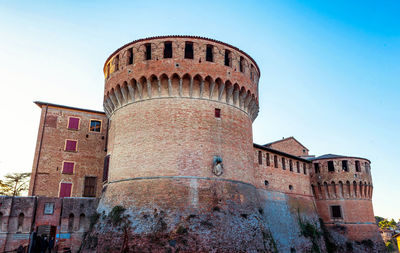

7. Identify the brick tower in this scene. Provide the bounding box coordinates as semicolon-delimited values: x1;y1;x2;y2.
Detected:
310;154;381;243
96;36;266;251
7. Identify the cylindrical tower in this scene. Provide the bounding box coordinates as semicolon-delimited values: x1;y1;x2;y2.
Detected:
310;154;381;244
97;36;265;251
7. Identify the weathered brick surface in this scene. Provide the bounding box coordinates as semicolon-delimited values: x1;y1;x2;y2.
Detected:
310;156;380;247
29;104;108;198
254;147;312;196
265;137;309;157
7;36;382;252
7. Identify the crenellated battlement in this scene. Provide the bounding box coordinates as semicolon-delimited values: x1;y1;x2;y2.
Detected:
102;36;260;121
310;156;373;201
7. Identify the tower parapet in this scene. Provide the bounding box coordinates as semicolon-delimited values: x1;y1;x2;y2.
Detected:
310;154;380;243
102;36;260;121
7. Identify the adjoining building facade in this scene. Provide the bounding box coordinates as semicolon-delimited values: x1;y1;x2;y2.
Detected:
1;36;383;252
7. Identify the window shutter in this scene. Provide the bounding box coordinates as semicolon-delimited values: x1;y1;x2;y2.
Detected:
62;162;74;174
60;183;72;198
65;140;77;151
68;117;80;130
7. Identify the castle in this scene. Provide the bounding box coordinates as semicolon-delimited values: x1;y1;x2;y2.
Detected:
0;36;383;252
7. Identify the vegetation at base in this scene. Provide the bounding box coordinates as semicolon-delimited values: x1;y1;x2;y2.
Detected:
385;241;395;252
108;205;126;226
0;172;31;196
262;230;278;253
89;212;100;230
297;211;323;253
318;219;338;253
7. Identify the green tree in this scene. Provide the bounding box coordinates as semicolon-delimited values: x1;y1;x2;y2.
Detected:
379;218;397;230
0;173;31;196
375;216;385;224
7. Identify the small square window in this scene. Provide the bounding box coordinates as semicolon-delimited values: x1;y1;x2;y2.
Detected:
90;120;101;132
215;108;221;118
44;203;55;215
331;205;342;218
65;140;77;152
62;161;75;174
68;117;80;130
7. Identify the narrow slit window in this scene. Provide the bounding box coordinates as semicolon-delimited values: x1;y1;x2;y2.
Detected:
303;163;307;174
224;49;231;66
114;55;119;71
289;160;293;171
328;161;335;172
239;56;244;72
206;45;213;62
314;163;320;173
282;158;286;170
342;160;348;172
355;161;361;172
184;42;194;59
127;48;133;65
145;43;151;60
214;108;221;118
274;155;278;168
164;42;173;58
266;153;270;166
296;161;300;173
258;151;262;165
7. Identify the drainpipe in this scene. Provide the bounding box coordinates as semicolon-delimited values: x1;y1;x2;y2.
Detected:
32;104;48;195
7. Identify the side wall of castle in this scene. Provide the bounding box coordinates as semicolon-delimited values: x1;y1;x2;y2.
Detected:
0;196;98;252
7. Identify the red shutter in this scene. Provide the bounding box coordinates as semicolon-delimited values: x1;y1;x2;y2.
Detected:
68;117;80;130
60;183;72;198
65;140;77;151
62;162;74;174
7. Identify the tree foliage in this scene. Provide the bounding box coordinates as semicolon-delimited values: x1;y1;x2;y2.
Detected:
378;218;397;230
0;173;31;196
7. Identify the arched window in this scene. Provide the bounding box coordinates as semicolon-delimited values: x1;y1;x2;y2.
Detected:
68;213;74;232
17;213;24;233
359;181;363;198
346;181;351;198
79;214;86;231
258;151;262;165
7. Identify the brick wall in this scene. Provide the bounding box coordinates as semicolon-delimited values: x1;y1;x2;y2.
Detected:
29;104;108;198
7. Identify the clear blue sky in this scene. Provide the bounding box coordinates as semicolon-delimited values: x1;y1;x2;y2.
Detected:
0;1;399;220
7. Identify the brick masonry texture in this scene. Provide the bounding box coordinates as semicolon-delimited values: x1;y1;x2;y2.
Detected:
29;104;108;198
1;36;383;252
